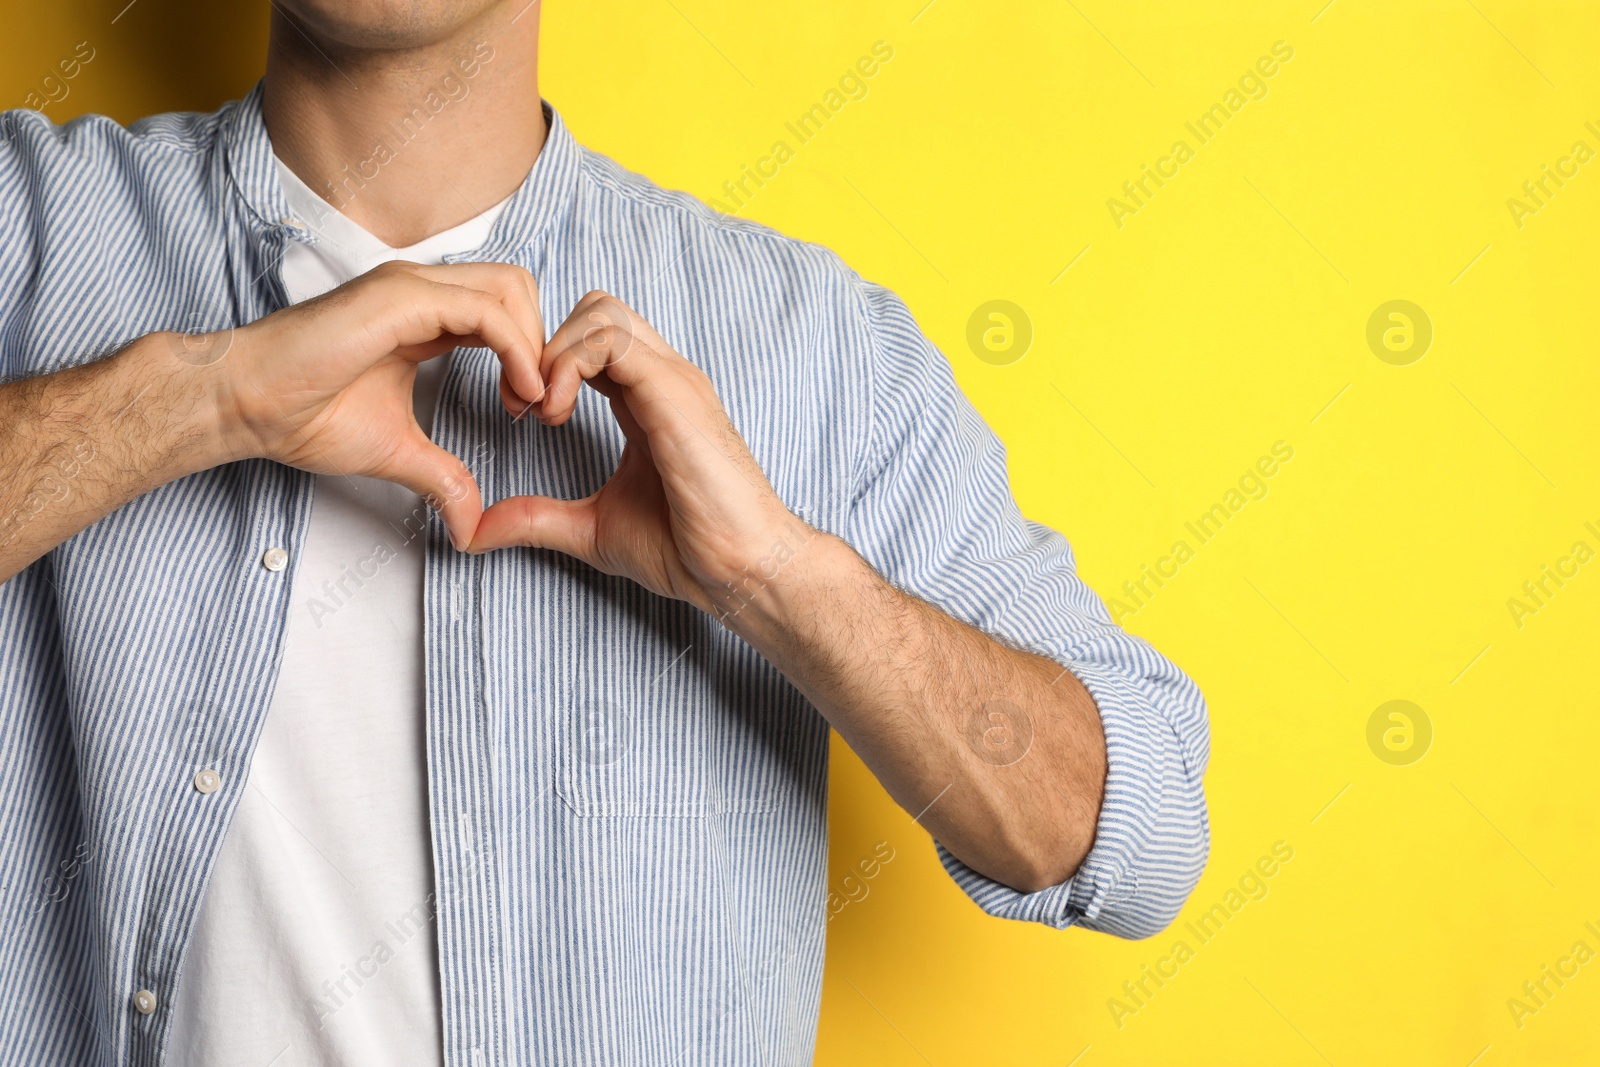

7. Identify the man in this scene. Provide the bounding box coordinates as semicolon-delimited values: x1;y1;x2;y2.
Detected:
0;1;1209;1064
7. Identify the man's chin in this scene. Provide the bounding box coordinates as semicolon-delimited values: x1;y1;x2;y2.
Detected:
272;0;513;53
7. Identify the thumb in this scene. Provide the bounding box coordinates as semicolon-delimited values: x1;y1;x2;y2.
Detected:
377;434;485;551
468;494;598;564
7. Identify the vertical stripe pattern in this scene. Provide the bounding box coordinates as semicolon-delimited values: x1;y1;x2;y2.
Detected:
0;84;1209;1065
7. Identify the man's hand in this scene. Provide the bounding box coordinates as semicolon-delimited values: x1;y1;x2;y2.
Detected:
468;292;1109;895
469;291;800;614
222;260;547;548
0;260;547;579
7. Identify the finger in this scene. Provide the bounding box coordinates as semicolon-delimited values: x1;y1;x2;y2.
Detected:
468;493;598;563
408;263;546;404
538;291;639;383
368;265;545;405
529;296;613;424
537;344;590;426
535;289;609;383
374;432;484;552
594;376;649;449
536;294;676;426
500;371;538;422
391;331;494;364
424;286;545;404
538;323;700;434
547;291;684;385
377;278;536;376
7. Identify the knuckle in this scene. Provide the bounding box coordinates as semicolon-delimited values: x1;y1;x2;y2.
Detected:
464;288;498;314
369;259;413;281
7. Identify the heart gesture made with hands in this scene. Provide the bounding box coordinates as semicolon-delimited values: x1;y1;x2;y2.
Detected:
468;288;807;621
220;261;807;624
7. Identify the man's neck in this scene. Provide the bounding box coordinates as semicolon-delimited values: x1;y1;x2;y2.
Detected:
262;5;545;248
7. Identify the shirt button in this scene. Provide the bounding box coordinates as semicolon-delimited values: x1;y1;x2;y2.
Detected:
132;989;157;1015
193;769;222;795
261;547;288;572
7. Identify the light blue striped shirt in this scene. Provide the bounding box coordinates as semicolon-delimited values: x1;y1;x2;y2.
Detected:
0;84;1209;1065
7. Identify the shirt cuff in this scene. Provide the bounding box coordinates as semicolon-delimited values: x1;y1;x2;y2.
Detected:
936;659;1170;932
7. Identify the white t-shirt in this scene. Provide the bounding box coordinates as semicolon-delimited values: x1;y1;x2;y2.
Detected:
167;163;512;1067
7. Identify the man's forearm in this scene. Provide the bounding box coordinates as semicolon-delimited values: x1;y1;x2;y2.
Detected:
0;335;233;582
720;528;1109;894
1;261;555;583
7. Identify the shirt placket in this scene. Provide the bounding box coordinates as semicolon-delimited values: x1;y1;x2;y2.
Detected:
425;345;506;1067
127;223;313;1066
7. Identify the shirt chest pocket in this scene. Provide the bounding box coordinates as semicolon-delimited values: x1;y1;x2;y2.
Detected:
554;634;786;818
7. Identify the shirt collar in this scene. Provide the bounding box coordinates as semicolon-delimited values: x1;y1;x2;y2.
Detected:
223;79;582;263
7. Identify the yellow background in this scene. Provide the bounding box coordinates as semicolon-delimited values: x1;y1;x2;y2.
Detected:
7;1;1599;1063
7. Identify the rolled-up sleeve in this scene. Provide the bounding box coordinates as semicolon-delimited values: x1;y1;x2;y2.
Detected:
841;279;1210;940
